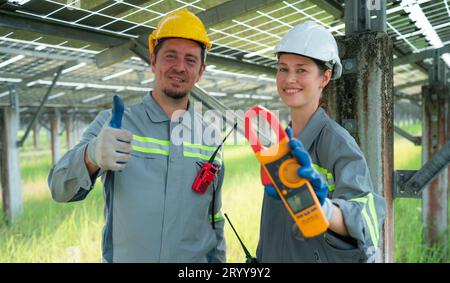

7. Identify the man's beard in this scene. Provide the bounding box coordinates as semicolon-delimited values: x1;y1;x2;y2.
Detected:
163;88;188;100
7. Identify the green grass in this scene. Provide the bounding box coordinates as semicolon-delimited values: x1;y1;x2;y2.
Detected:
221;145;262;263
0;143;263;263
1;122;449;262
0;186;103;262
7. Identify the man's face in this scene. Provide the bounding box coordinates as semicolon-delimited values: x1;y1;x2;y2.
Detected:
151;38;205;100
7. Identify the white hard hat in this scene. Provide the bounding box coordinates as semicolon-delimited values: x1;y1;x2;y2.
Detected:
274;21;342;79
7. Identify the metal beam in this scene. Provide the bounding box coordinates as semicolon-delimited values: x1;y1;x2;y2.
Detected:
395;139;450;198
207;55;276;77
96;41;134;68
394;92;420;101
308;0;343;19
0;44;147;72
394;80;427;91
0;61;78;95
312;0;428;74
1;7;276;77
97;30;276;76
393;125;421;145
95;0;281;74
0;9;129;46
91;0;149;15
394;49;429;75
394;45;450;66
197;0;281;27
17;65;64;147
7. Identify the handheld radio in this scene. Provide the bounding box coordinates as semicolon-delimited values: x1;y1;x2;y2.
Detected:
244;105;329;238
192;123;237;194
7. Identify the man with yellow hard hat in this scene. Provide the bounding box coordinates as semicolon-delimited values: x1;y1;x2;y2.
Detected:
48;8;226;263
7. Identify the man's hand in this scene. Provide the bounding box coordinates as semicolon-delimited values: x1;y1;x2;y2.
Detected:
86;122;133;172
285;127;328;205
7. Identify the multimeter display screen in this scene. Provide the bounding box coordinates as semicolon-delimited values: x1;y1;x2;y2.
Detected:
286;188;314;213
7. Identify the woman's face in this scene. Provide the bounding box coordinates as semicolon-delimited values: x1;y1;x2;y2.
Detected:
276;53;331;111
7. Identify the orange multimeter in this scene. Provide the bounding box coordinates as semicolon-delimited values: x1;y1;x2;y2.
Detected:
244;105;329;238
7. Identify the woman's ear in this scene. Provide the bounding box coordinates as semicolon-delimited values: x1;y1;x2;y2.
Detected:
320;69;332;89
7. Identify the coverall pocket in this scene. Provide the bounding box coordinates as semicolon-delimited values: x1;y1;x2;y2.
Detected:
324;231;357;250
322;232;364;262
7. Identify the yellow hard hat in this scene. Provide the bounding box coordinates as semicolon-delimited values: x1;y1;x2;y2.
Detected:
148;8;212;55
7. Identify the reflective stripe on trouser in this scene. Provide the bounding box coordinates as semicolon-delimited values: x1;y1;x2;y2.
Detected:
349;193;379;250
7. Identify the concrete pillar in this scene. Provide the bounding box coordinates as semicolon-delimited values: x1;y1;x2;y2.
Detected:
32;123;41;150
421;84;449;248
323;32;394;262
0;93;23;224
66;117;75;151
50;110;61;165
76;119;82;144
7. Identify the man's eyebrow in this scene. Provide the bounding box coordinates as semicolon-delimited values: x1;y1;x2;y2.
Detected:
162;49;200;59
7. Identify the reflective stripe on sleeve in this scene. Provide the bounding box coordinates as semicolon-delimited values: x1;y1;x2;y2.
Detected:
350;193;379;250
312;163;335;192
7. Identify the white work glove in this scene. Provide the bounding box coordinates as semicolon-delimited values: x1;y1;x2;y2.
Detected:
86;122;133;171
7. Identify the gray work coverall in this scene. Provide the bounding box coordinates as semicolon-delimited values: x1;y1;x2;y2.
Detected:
48;93;226;263
257;107;387;263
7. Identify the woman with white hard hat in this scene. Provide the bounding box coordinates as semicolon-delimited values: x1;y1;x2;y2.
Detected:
257;21;386;263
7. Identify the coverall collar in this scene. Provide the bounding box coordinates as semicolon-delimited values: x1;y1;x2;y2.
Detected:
144;91;194;127
296;107;328;151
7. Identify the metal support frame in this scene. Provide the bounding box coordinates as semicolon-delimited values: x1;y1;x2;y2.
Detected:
95;41;134;68
394;45;450;67
430;49;446;85
94;0;281;71
393;125;421;145
0;61;78;96
394;80;428;92
420;45;449;246
345;0;386;35
394;139;450;198
197;0;280;27
17;65;63;147
0;9;128;46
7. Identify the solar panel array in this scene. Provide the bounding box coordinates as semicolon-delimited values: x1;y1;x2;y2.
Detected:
0;0;448;118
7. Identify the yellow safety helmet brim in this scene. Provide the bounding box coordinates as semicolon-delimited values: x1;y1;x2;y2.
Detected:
148;8;212;56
